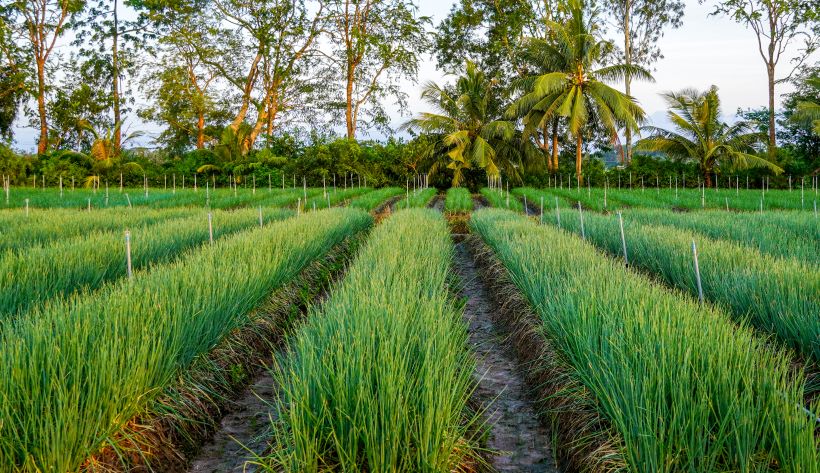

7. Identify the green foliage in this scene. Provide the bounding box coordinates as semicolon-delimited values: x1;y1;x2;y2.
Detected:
507;0;648;183
263;209;478;471
540;206;820;363
472;209;818;472
0;207;293;317
0;208;372;472
404;61;521;186
444;186;472;213
348;186;403;211
637;86;782;185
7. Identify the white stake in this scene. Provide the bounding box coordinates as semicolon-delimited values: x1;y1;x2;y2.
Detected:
540;196;544;225
577;202;585;240
258;206;263;227
618;211;628;265
555;197;561;229
691;240;704;304
208;213;213;244
125;193;131;208
87;198;91;212
25;198;29;216
125;230;133;280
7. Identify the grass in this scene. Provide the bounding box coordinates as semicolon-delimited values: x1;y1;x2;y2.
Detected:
303;186;372;211
444;187;473;213
471;209;818;472
625;208;820;265
0;208;372;472
0;207;293;318
259;209;478;472
0;206;194;251
539;208;820;364
479;187;523;212
393;187;437;208
348;187;403;211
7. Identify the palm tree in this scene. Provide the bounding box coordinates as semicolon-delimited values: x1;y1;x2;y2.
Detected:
794;77;820;135
636;86;782;187
402;61;516;187
507;0;648;184
77;121;144;186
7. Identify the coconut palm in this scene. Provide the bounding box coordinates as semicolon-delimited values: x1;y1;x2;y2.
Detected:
75;121;144;187
794;77;820;135
507;0;648;184
402;61;516;187
636;86;782;187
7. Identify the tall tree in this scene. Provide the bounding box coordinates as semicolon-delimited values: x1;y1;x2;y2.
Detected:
601;0;684;163
707;0;819;162
0;12;28;141
73;0;146;150
141;0;329;154
327;0;429;139
4;0;86;153
436;0;570;79
507;0;648;184
637;86;783;186
403;61;517;186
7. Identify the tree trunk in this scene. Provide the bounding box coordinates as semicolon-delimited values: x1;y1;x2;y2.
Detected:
766;63;776;162
704;168;712;188
112;0;121;149
36;58;48;154
623;0;632;164
551;119;559;172
196;111;205;149
575;133;583;186
345;61;356;139
541;123;551;171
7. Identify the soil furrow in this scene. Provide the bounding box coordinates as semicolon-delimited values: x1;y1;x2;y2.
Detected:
453;242;560;473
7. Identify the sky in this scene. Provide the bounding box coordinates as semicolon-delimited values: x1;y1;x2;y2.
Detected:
10;0;816;150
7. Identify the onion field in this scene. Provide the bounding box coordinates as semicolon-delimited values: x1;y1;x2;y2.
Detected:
1;184;817;472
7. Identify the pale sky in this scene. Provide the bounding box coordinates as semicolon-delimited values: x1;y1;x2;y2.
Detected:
10;0;815;150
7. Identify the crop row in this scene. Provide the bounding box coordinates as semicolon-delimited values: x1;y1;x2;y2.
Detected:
479;187;524;212
0;206;195;251
537;186;818;212
394;187;437;208
539;206;819;364
444;187;473;213
0;186;329;210
0;208;294;319
348;186;403;211
261;209;477;471
471;209;818;472
624;208;820;265
303;186;372;211
0;208;372;472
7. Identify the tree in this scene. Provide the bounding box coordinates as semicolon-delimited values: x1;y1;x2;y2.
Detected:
600;0;684;163
0;12;28;142
3;0;86;153
794;76;820;134
707;0;820;161
139;19;231;152
637;86;783;186
326;0;430;139
402;61;517;186
435;0;570;79
73;0;146;150
141;0;329;154
507;0;647;185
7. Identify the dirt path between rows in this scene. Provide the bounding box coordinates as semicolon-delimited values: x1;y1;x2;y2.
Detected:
187;372;275;472
453;242;560;472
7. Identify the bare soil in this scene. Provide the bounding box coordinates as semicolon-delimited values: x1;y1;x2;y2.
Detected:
453;242;560;472
187;371;275;472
